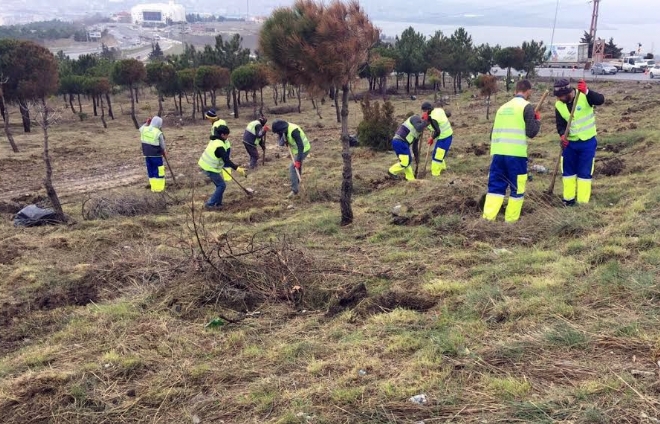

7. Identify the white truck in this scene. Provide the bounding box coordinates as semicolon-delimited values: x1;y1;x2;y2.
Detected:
616;56;648;73
545;43;589;68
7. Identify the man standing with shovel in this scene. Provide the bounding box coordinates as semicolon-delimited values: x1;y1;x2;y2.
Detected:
271;120;310;198
198;123;247;210
553;79;605;206
482;80;542;223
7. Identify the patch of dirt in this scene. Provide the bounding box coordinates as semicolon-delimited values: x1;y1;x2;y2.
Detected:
529;152;546;159
0;278;99;356
0;243;22;265
597;158;625;177
466;143;489;156
354;290;438;317
0;200;22;214
623;99;660;115
325;282;368;317
603;143;626;153
368;175;400;191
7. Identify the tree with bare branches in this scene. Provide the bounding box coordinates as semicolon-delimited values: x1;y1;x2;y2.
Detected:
260;0;379;225
112;59;146;129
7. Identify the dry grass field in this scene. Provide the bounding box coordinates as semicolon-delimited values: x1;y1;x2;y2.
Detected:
1;78;660;423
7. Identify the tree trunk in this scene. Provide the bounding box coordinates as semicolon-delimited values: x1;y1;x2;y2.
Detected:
406;73;410;93
414;73;419;94
245;90;248;102
273;84;278;106
296;85;301;114
259;87;264;115
232;88;239;119
105;93;114;119
129;84;139;129
0;96;4;123
157;94;163;117
486;95;491;120
339;85;353;226
211;90;216;109
453;77;457;95
173;96;178;113
203;91;207;109
40;97;66;222
422;73;426;88
506;68;511;92
396;74;399;91
282;83;287;103
99;95;107;129
192;91;196;120
237;91;241;106
68;93;75;113
333;86;340;123
134;86;139;104
226;89;231;109
1;95;19;153
442;72;446;88
92;94;98;116
178;93;183;117
77;93;82;113
19;100;30;133
252;90;257;119
185;93;190;103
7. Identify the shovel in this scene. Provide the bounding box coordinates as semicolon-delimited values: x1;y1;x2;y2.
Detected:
547;90;580;195
288;146;304;192
163;154;177;185
222;168;254;197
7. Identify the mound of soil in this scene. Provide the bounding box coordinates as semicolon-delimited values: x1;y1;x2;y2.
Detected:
356;290;438;317
597;158;625;177
466;143;489;157
603;143;626;153
325;282;368;317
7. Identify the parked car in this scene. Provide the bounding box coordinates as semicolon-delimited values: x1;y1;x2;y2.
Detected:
649;64;660;79
591;62;618;75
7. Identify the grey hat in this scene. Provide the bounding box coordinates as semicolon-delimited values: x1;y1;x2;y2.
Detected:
553;79;572;96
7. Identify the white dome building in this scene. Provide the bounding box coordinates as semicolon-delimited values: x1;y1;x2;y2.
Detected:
131;1;186;25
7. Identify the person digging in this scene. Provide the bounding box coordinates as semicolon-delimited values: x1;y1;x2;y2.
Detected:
421;101;454;177
271;119;310;198
388;114;426;180
243;116;269;169
198;123;247;211
139;116;167;193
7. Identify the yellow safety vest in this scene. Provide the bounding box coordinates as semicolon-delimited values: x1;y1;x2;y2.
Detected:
490;97;529;158
246;120;263;146
210;119;228;136
198;139;230;173
286;123;311;155
141;126;162;146
427;108;453;140
555;90;597;141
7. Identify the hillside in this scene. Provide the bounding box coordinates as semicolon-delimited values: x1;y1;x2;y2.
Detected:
1;79;660;423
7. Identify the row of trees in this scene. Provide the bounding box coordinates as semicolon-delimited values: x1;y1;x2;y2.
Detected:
358;27;546;95
0;20;84;41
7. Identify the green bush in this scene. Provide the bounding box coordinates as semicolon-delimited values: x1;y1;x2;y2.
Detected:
356;95;398;151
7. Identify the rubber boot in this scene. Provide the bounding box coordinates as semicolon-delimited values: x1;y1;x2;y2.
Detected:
576;178;592;204
562;175;577;204
482;194;504;221
504;197;524;223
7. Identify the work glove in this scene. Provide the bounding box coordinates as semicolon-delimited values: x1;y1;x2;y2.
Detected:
427;137;434;146
145;118;152;125
294;161;301;170
162;150;167;158
263;125;270;132
236;167;247;177
534;111;541;121
421;112;429;122
577;80;588;94
560;134;569;149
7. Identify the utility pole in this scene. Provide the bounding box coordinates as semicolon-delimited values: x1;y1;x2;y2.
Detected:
589;0;605;64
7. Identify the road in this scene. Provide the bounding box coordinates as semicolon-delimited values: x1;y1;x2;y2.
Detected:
491;66;657;82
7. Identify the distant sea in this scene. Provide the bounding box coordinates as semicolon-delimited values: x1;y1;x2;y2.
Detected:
374;21;660;55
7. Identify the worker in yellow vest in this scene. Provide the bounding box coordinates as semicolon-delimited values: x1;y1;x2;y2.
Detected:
421;102;453;177
388;115;426;180
553;79;605;206
243;116;270;169
204;109;233;182
483;80;541;222
271;119;310;198
139;116;167;192
197;123;246;210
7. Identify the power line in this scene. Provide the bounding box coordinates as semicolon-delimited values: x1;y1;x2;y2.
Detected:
550;0;560;47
